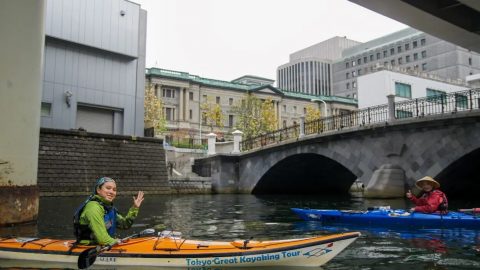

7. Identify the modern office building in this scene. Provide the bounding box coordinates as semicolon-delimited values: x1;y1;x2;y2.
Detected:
40;0;147;136
279;28;480;100
357;65;469;109
277;37;360;96
333;28;480;98
145;68;357;139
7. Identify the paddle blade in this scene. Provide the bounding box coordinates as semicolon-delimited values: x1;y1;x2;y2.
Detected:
78;247;98;269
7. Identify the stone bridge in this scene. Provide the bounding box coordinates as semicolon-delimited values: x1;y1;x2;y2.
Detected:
193;111;480;198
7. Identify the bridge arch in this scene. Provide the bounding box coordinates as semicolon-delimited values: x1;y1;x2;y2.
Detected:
251;153;357;194
436;148;480;198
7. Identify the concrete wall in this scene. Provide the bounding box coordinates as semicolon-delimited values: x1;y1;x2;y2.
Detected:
0;0;45;226
38;128;170;196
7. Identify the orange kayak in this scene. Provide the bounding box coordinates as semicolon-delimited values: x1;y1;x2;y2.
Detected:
0;231;360;268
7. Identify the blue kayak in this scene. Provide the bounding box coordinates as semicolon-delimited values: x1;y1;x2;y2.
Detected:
291;208;480;228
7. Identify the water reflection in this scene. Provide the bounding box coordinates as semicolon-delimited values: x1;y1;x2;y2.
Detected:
1;194;480;270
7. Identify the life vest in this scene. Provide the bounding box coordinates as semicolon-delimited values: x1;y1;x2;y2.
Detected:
73;196;117;243
419;189;448;213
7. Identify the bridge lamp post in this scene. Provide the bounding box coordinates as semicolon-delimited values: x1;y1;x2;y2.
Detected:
311;98;328;118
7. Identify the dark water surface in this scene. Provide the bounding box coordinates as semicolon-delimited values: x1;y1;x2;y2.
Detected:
1;194;480;269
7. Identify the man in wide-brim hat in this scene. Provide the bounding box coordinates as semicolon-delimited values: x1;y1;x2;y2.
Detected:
406;176;448;213
415;176;440;189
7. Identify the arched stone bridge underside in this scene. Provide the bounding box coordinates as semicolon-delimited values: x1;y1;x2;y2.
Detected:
193;112;480;198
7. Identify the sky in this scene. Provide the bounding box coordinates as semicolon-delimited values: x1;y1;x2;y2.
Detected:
133;0;408;83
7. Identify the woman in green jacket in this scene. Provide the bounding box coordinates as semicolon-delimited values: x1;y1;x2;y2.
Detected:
74;177;144;246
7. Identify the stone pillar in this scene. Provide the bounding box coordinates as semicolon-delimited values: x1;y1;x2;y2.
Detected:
387;94;396;121
207;133;217;155
179;88;184;121
232;130;243;153
0;0;45;226
364;164;406;198
299;116;305;138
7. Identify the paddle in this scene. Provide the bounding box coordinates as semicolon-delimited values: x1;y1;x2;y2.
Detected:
458;208;480;214
77;228;155;269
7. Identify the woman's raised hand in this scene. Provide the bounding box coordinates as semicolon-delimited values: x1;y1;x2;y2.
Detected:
133;191;144;208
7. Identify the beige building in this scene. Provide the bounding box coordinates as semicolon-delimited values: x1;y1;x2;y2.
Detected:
145;68;357;140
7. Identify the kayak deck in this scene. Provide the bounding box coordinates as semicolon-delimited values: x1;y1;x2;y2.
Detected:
292;208;480;228
0;231;360;267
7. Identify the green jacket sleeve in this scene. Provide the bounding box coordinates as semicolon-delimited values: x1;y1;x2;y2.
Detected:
116;207;139;229
80;201;117;246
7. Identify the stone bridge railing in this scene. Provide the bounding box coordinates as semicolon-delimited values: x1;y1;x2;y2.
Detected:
240;88;480;151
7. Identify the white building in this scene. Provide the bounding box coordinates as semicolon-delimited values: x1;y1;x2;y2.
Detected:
357;66;469;109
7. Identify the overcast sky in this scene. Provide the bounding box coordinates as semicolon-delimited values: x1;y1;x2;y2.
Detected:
133;0;407;83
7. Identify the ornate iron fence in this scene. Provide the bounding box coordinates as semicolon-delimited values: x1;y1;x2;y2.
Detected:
240;88;480;152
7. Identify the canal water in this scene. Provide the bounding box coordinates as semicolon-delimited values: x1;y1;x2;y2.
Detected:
1;194;480;269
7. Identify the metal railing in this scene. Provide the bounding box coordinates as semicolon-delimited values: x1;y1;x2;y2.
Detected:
240;88;480;151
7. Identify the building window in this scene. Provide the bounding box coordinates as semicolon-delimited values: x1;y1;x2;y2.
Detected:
456;94;468;108
390;48;395;55
202;112;207;124
165;107;175;121
293;106;297;114
426;88;446;104
397;46;402;53
391;59;395;66
422;63;427;71
395;82;412;98
346;62;350;68
363;56;367;63
357;58;361;65
469;57;472;65
398;57;403;64
421;38;426;46
163;88;175;98
229;98;233;105
352;81;357;88
216;96;220;104
189;109;193;119
370;55;374;61
346;72;350;79
358;69;361;75
352;60;356;67
228;115;234;127
346;82;350;89
189;92;193;100
384;61;388;66
405;43;410;51
421;51;427;58
383;50;387;57
413;40;418;48
283;105;286;112
396;110;413;119
413;53;418;60
376;52;381;59
41;102;51;116
303;107;307;115
406;55;411;63
283;120;287;128
202;94;207;101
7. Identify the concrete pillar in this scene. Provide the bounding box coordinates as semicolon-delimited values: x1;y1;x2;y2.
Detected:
0;0;45;226
387;94;396;121
299;116;305;138
207;133;217;155
232;130;243;153
364;164;406;198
